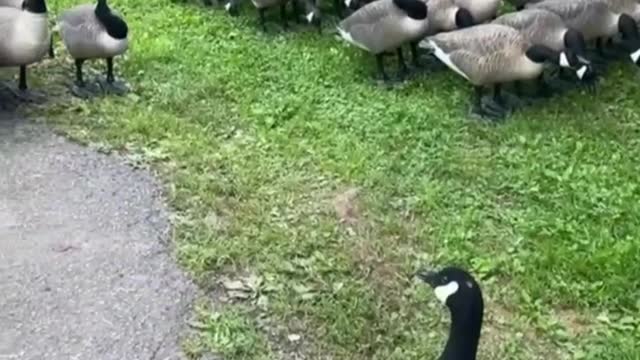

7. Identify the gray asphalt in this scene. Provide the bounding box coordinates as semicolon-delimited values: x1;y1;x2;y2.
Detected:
0;113;196;360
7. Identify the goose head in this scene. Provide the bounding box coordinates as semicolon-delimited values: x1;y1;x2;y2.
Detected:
617;14;640;66
455;8;475;29
562;28;587;63
416;266;483;360
526;45;594;82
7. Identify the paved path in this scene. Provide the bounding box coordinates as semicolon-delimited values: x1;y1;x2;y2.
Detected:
0;113;195;360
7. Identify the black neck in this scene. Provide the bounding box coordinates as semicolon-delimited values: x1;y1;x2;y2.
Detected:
439;303;483;360
619;14;639;40
23;0;47;13
525;45;561;64
392;0;428;20
563;29;586;57
95;0;129;39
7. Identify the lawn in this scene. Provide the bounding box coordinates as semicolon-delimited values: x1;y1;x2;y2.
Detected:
24;0;640;358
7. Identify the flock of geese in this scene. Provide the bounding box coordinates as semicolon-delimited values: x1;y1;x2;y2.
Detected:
215;0;640;119
0;2;606;358
0;0;128;104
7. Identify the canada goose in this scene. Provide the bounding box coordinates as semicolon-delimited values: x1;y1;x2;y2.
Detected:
337;0;429;82
0;0;51;102
419;24;593;118
411;0;475;67
415;267;484;360
0;0;55;58
58;0;129;98
492;8;590;91
527;0;640;62
493;8;588;60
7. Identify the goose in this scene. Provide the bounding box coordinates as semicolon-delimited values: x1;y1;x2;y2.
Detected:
337;0;429;82
0;0;55;58
493;8;588;60
419;24;593;119
492;8;590;92
415;266;484;360
527;0;640;62
0;0;51;102
58;0;129;98
412;0;475;67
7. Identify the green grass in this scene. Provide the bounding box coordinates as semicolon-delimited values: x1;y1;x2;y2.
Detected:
23;0;640;358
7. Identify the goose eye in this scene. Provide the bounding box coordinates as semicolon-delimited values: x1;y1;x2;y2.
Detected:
441;276;448;284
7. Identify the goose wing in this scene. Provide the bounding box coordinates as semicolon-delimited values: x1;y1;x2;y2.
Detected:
425;24;526;84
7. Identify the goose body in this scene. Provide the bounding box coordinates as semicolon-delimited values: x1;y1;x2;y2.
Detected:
59;4;128;60
0;8;49;67
0;0;23;7
58;0;129;98
493;8;587;59
600;0;640;21
423;24;546;85
338;0;429;54
338;0;429;81
420;23;591;118
0;0;50;99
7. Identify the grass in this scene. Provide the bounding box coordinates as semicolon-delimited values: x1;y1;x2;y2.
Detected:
18;0;640;358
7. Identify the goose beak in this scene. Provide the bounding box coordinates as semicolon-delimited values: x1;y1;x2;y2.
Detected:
414;269;439;287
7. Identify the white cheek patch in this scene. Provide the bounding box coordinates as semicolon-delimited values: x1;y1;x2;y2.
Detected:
344;0;352;6
631;48;640;63
224;2;232;10
306;12;314;23
576;65;587;80
559;52;570;68
434;281;459;304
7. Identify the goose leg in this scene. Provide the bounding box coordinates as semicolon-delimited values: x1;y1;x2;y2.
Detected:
396;47;409;81
99;57;129;95
280;3;289;30
7;65;46;103
291;0;300;23
49;33;55;59
596;37;619;59
484;85;509;118
471;86;504;119
410;41;422;68
70;59;100;98
258;8;267;32
375;53;390;83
